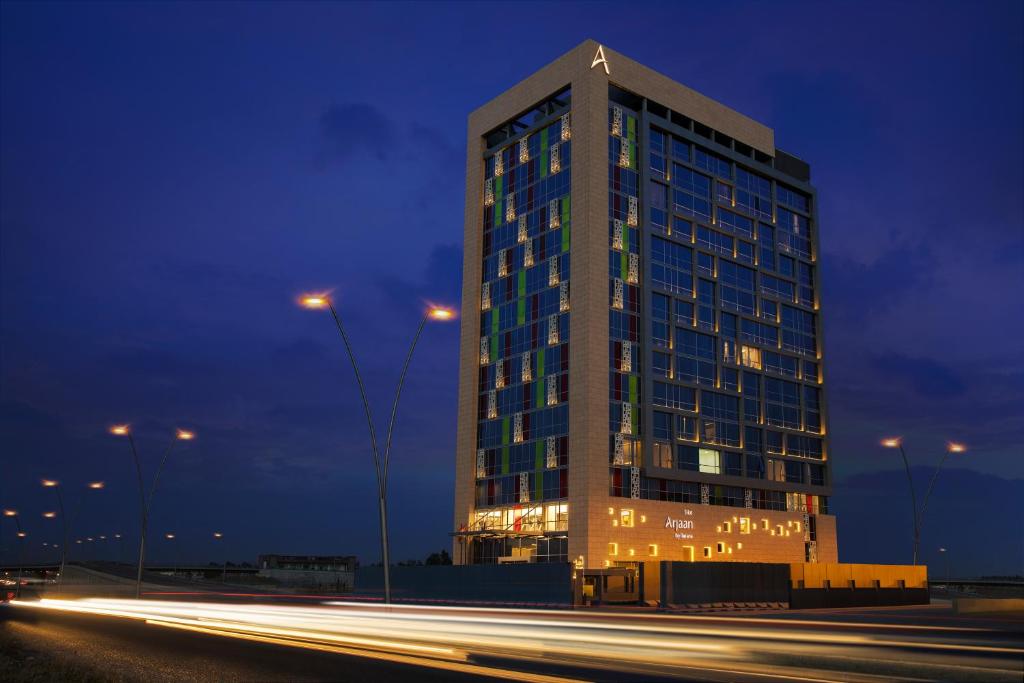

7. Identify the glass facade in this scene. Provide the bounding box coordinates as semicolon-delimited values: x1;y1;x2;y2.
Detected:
470;102;572;563
610;99;829;520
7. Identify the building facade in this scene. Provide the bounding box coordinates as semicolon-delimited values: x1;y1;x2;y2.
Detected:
453;41;838;571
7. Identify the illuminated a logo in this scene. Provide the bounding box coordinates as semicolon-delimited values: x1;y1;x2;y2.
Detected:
591;44;609;75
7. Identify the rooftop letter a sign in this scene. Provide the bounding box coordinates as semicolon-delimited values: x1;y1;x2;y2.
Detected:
591;44;609;75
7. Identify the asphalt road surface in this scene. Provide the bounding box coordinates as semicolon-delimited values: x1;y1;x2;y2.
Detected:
2;597;1022;682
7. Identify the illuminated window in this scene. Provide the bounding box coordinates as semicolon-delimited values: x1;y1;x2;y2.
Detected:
608;542;618;556
739;517;751;534
736;542;743;550
620;509;634;528
648;544;658;557
740;345;762;369
698;448;720;474
717;542;725;554
703;546;711;558
722;521;732;533
761;519;769;530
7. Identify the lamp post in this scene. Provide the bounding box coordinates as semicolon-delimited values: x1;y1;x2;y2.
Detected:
2;511;26;598
938;547;950;583
110;424;195;598
42;479;104;592
881;438;967;566
213;532;226;582
300;293;454;604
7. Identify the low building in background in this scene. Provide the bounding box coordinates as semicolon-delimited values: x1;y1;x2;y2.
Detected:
257;555;357;591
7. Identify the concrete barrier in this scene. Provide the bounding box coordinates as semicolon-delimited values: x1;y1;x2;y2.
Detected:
954;598;1024;615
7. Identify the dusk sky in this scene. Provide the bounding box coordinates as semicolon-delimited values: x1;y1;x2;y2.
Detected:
2;1;1021;576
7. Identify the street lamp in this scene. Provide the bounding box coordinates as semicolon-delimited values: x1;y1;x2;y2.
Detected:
110;424;195;598
881;438;967;566
938;547;950;583
213;532;226;582
2;511;26;598
300;292;454;603
41;479;105;591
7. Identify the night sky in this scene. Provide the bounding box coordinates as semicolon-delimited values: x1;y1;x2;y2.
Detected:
2;2;1022;576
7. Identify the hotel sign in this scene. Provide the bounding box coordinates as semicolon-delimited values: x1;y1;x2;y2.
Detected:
591;45;609;75
665;508;695;539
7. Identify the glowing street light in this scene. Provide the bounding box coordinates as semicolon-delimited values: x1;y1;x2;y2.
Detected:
111;423;196;598
2;510;27;597
42;512;57;518
41;478;106;591
88;481;105;490
2;510;16;517
881;437;969;565
300;292;455;604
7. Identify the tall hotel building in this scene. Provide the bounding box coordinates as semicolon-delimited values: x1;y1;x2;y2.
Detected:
453;41;838;570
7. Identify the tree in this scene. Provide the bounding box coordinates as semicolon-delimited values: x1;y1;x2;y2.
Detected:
425;549;452;565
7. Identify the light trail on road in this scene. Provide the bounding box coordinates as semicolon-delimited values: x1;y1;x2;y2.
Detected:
10;598;1024;682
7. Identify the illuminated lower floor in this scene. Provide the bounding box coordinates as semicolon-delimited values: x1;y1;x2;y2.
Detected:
454;499;837;568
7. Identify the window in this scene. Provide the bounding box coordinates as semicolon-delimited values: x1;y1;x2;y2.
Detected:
652;351;671;378
765;378;801;429
735;167;772;220
671;164;712;220
675;300;694;325
648;544;659;557
740;345;762;369
703;546;712;558
695;147;730;178
698;448;721;474
651;237;693;294
675;414;697;440
698;226;733;256
608;542;618;556
784;460;804;483
701;392;740;447
620;509;634;528
672;136;690;162
676;328;716;386
781;305;816;355
777;184;809;212
717;208;753;238
676;445;698;471
724;451;742;476
653;442;673;468
653;382;697;411
653;411;672;440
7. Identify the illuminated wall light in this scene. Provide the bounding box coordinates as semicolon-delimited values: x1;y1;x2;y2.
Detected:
521;351;532;382
505;194;516;223
547;314;559;345
519;137;529;164
627;253;639;284
608;507;614;515
722;521;732;533
627;196;638;226
546;437;557;469
630;466;640;499
484;178;494;206
546;375;558;406
524;239;533;267
612;278;624;309
517;215;527;244
612;433;625;465
494;151;504;177
618;138;630;167
549;199;560;229
736;542;743;550
476;449;486;479
640;515;646;523
717;542;725;554
495;360;505;389
611;106;622;136
481;282;491;312
550;144;560;174
700;483;710;505
620;341;632;372
612;519;618;527
703;546;711;558
518;472;529;503
612;219;624;250
548;256;559;286
620;402;632;435
560;113;570;141
628;548;635;557
620;509;634;528
648;544;658;556
513;412;523;443
497;248;509;278
608;542;618;556
559;281;569;312
479;337;489;365
486;390;497;419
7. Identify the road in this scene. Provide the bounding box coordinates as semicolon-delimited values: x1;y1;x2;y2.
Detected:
2;597;1022;682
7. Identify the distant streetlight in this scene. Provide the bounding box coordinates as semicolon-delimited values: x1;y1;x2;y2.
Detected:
938;547;950;583
41;479;105;591
110;424;195;598
881;438;967;565
213;532;226;582
2;511;26;598
300;292;454;604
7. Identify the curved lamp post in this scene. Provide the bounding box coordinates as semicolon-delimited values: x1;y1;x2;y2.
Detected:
110;424;195;598
881;438;967;565
42;479;104;592
300;293;454;604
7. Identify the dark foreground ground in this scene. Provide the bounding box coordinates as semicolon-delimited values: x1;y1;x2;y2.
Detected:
1;597;1021;683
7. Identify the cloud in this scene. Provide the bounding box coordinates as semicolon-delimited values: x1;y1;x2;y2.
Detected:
376;243;462;315
867;353;967;398
317;103;397;165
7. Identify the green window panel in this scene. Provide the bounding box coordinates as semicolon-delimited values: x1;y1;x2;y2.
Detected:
518;270;526;297
495;199;502;226
561;195;570;228
535;470;543;501
627;116;636;141
630;141;637;170
537;348;545;377
541;148;548;178
517;299;525;325
496;176;504;200
490;334;497;361
534;441;543;470
491;309;499;334
632;403;640;433
502;446;510;474
629;375;638;404
541;127;548;150
535;380;544;409
561;225;570;253
621;249;628;278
